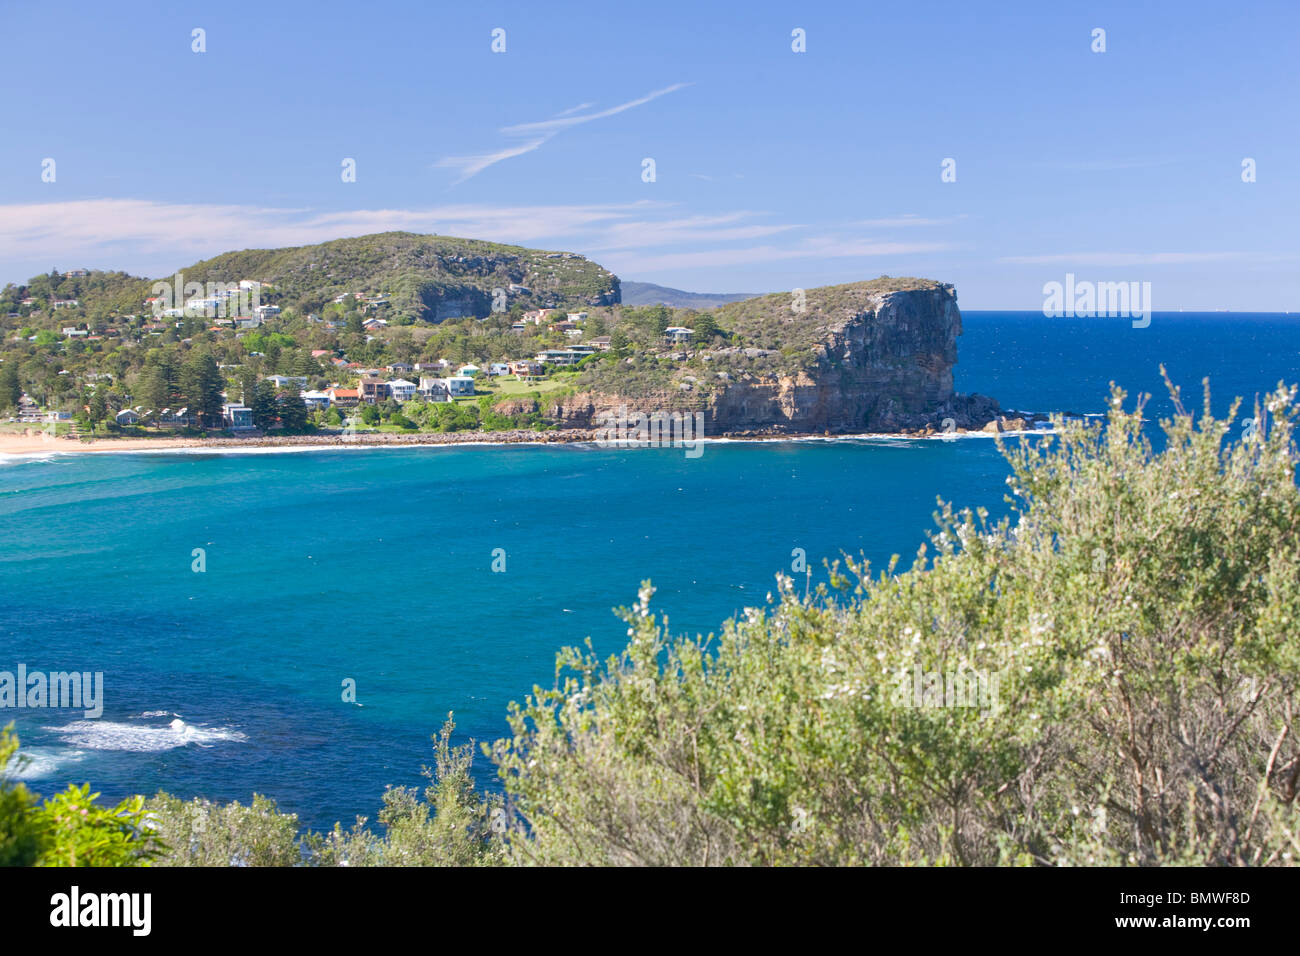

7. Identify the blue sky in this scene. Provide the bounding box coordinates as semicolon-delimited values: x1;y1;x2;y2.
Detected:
1;0;1297;308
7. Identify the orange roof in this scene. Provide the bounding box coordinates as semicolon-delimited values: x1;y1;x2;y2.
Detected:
329;388;359;398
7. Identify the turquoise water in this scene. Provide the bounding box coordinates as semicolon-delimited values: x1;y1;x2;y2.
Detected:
2;312;1298;829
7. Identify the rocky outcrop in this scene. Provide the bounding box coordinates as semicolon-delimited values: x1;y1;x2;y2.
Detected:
547;282;1002;435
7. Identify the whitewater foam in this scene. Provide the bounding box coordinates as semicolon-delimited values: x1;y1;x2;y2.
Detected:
45;717;248;752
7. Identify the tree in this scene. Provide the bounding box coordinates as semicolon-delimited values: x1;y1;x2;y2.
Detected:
277;388;308;433
250;380;278;431
180;353;225;427
0;362;20;411
692;313;719;345
87;389;107;426
135;366;167;412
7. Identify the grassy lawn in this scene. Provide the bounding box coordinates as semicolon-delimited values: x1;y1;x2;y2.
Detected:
483;374;576;397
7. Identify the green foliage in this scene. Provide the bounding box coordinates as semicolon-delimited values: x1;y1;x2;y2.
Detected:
144;717;503;867
33;786;163;867
491;377;1300;865
143;793;303;867
0;726;42;866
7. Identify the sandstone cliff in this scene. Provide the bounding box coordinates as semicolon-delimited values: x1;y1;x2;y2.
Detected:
543;279;999;435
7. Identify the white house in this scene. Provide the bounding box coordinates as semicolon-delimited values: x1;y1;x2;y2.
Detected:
664;326;694;345
418;377;450;402
223;404;254;430
301;390;331;409
457;364;480;378
266;375;308;390
388;379;417;402
445;376;475;398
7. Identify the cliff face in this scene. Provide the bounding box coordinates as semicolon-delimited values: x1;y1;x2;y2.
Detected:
546;282;999;434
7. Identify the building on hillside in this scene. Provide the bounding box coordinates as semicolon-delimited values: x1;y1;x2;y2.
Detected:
418;377;450;402
115;409;140;426
508;360;543;377
445;376;475;398
223;404;254;430
326;387;360;407
302;390;331;410
266;375;309;390
664;326;694;345
358;377;390;404
388;379;417;402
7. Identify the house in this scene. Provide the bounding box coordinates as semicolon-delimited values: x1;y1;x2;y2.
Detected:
361;317;388;330
51;299;80;310
62;269;90;278
235;316;262;330
223;404;254;430
566;312;588;323
358;377;390;404
522;309;556;325
326;387;360;407
265;375;308;390
510;321;527;332
254;304;281;320
415;360;449;372
589;336;613;351
115;409;140;426
157;407;192;428
457;364;480;378
418;377;450;402
664;326;694;345
387;362;414;374
388;379;417;402
445;376;475;398
488;363;510;377
302;390;331;409
508;360;543;377
536;349;592;367
310;349;333;359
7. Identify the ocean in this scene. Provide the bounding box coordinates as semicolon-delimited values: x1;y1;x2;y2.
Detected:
2;311;1298;830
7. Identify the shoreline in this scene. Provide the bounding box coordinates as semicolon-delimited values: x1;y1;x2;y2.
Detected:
0;419;1052;458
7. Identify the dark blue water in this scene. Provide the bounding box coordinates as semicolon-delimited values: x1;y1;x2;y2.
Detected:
2;311;1297;830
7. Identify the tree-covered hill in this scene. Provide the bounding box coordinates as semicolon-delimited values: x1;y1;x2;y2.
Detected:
0;232;620;329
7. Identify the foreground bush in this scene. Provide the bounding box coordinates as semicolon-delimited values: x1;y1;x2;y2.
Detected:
493;378;1300;865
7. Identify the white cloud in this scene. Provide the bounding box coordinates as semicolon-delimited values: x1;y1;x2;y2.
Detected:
1000;251;1255;266
603;237;951;273
436;83;691;182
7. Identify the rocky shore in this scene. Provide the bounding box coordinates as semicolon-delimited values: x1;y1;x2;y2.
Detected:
2;413;1053;456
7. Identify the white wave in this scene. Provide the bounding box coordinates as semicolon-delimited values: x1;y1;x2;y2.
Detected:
45;717;248;752
9;746;87;781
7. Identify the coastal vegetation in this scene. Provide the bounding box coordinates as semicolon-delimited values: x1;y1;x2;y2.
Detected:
3;378;1297;866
